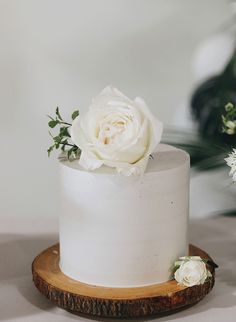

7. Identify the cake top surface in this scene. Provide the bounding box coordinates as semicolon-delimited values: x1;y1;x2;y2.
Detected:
60;144;189;175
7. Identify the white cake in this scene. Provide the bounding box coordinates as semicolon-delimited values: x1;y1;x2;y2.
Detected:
59;144;190;287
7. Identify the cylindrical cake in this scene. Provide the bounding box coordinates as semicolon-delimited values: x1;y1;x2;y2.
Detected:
59;144;190;287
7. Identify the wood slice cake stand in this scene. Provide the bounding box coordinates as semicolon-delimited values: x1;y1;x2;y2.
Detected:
32;244;215;318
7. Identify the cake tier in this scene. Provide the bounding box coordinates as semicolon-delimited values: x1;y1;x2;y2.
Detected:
59;144;190;287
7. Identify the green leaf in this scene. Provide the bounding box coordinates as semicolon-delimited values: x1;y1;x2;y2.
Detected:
220;208;236;217
48;120;59;128
53;135;62;144
47;145;54;157
206;260;219;268
71;110;79;120
59;126;70;137
61;139;68;151
67;148;73;159
56;107;63;121
48;131;53;138
47;115;54;121
66;145;80;160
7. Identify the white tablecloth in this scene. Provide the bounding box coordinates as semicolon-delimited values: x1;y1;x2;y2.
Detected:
0;215;235;322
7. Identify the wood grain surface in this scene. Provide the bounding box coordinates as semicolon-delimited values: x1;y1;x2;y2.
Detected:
32;244;215;318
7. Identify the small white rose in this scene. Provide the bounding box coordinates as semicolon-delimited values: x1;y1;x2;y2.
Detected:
226;128;236;135
174;256;211;287
225;148;236;182
71;86;163;175
224;120;236;135
225;120;236;130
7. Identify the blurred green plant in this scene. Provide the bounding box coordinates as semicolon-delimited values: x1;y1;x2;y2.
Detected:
191;49;236;147
165;49;236;172
163;128;229;171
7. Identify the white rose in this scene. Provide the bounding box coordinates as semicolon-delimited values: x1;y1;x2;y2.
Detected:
174;256;211;287
225;148;236;181
71;86;163;176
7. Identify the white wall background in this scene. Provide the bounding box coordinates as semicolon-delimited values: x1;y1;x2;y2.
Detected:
0;0;234;218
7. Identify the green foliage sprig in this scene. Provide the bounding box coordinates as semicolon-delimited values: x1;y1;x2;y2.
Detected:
47;107;80;160
222;103;236;135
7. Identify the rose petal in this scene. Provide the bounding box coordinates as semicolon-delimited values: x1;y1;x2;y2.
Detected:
134;97;163;153
103;156;149;176
79;151;104;171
